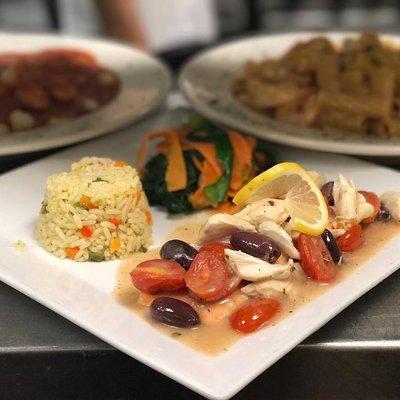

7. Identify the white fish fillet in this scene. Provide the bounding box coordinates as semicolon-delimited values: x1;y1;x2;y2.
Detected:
258;220;300;259
380;192;400;221
234;198;289;226
197;213;255;244
224;249;293;281
241;280;294;298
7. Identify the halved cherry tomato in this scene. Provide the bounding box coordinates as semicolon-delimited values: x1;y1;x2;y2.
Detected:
230;298;280;334
336;224;363;252
185;251;228;302
199;242;231;261
130;259;186;294
80;225;93;238
358;191;380;224
223;275;242;297
297;234;336;283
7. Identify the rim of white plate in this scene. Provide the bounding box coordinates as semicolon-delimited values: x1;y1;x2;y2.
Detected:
179;31;400;157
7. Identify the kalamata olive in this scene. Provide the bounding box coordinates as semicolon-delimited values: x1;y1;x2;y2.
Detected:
321;181;334;205
160;240;198;270
150;297;200;328
377;206;391;222
321;229;342;265
230;230;281;263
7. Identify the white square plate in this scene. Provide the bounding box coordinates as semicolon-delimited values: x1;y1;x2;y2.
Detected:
1;109;400;399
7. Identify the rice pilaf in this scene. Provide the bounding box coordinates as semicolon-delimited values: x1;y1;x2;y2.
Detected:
36;157;152;262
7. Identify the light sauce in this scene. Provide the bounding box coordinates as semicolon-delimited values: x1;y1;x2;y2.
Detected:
114;220;400;355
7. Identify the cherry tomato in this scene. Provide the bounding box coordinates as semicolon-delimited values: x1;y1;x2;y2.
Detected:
358;191;381;224
185;251;228;302
199;242;231;261
80;225;93;238
230;298;280;334
297;234;336;283
336;224;363;252
130;259;186;294
223;275;242;297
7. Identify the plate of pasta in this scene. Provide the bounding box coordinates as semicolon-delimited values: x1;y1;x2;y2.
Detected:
179;32;400;156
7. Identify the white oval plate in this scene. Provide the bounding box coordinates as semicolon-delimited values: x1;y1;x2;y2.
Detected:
1;109;400;399
0;32;171;156
179;31;400;157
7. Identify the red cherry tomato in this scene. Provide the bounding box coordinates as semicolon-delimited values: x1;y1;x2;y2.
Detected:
230;298;280;334
130;259;186;294
199;242;231;261
336;224;363;252
185;251;228;302
358;191;381;224
80;225;93;238
223;275;242;297
297;234;336;283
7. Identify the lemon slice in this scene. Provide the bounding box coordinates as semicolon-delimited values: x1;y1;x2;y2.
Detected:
233;162;328;236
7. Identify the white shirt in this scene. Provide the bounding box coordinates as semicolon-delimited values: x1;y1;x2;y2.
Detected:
58;0;218;53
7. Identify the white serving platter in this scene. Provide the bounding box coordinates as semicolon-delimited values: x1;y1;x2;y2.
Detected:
179;31;400;157
1;108;400;399
0;32;171;156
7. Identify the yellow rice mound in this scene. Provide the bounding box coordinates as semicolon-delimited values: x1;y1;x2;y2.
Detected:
36;157;152;262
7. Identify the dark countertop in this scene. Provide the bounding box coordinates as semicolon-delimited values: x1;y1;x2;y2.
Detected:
1;110;400;400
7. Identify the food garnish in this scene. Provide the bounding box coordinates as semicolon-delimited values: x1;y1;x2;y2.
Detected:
137;116;275;214
233;162;328;235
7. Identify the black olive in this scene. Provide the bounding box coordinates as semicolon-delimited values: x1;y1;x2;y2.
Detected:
230;230;281;263
321;229;342;265
160;240;198;270
321;181;334;205
377;206;391;222
150;297;200;328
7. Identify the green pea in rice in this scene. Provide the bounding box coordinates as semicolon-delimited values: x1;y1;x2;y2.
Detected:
36;157;152;262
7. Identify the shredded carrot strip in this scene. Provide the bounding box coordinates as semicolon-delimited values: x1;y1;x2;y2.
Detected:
228;130;254;191
189;160;220;209
136;130;171;175
183;140;222;177
191;154;203;171
164;131;187;191
156;142;168;153
245;135;257;152
136;130;187;192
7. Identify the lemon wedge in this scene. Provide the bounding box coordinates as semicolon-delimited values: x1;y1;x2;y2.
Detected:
233;162;328;236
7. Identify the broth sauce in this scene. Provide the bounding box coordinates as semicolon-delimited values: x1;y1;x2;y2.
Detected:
114;220;400;355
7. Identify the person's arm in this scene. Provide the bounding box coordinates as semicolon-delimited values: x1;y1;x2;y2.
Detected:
94;0;149;51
